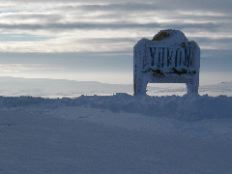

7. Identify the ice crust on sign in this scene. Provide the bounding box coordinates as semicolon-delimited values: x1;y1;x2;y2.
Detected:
152;29;188;45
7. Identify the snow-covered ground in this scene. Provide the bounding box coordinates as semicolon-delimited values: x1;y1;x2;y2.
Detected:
1;95;232;174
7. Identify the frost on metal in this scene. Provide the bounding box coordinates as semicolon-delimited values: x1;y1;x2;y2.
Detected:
133;29;200;96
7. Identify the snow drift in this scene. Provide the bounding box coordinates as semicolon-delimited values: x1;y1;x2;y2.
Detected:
1;94;231;121
1;94;232;174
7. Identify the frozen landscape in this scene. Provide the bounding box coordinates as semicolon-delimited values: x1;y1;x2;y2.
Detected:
0;76;232;97
1;29;231;173
1;89;232;174
0;0;232;173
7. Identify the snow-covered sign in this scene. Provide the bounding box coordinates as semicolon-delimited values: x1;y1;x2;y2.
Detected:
134;29;200;95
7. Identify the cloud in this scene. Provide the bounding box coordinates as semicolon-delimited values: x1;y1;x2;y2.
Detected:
0;21;222;31
0;0;230;53
12;0;232;12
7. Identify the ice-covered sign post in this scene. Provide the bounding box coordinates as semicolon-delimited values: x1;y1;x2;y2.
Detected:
133;29;200;96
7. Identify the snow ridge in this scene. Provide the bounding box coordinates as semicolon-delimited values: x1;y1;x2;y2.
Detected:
1;95;231;121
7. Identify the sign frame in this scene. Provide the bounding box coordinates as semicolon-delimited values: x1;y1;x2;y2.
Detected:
133;33;200;96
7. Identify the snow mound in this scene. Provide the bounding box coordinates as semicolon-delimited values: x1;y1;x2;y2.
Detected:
152;29;188;44
1;94;232;121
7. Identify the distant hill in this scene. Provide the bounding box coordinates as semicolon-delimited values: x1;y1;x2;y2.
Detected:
0;76;231;97
0;76;132;97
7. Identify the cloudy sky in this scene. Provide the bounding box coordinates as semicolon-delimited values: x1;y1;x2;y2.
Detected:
0;0;231;84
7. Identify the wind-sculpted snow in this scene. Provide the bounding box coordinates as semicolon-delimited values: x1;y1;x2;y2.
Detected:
0;94;231;121
1;95;232;174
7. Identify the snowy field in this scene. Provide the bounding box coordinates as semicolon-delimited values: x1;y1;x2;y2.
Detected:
0;77;232;97
1;94;232;174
